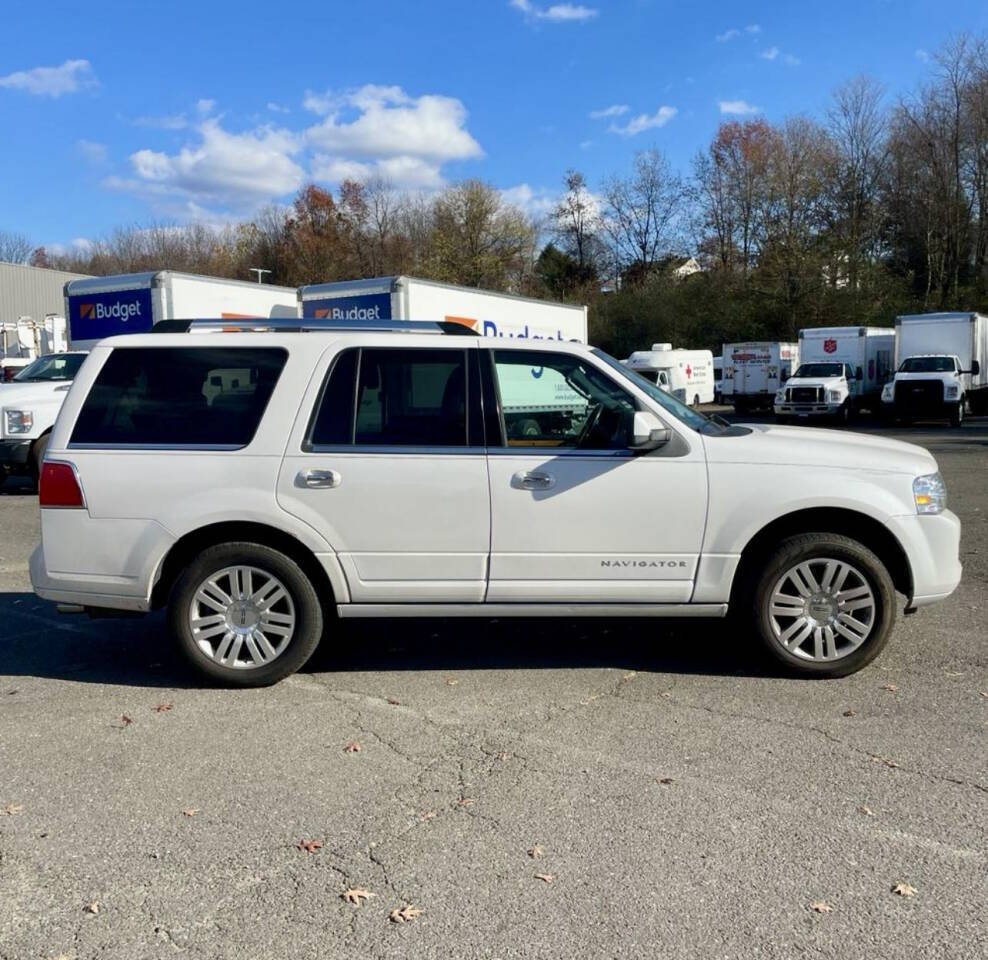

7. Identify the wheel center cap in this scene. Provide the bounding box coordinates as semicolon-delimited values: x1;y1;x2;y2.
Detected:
806;593;837;623
226;600;260;634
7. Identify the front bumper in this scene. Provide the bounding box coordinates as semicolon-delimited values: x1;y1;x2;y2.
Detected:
0;438;32;466
886;510;963;607
774;402;843;417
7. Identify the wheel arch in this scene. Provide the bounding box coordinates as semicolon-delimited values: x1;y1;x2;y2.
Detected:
730;507;913;605
150;520;337;612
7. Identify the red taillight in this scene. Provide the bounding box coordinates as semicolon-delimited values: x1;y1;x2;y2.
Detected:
39;462;85;509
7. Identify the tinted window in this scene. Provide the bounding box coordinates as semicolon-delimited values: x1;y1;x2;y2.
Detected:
13;353;86;382
308;349;358;445
493;350;637;449
71;347;287;447
354;349;467;446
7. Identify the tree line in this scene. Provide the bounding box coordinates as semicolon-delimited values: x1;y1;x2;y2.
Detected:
5;34;988;358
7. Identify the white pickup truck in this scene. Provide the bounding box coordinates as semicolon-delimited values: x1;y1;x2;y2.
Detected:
0;352;87;487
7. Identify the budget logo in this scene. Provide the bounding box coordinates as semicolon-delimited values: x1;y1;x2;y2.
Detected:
78;300;143;322
80;303;96;319
824;338;837;354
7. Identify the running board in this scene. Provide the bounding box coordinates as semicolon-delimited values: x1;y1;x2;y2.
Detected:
337;603;728;618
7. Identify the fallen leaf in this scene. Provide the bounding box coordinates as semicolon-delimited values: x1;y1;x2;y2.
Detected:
445;678;458;686
419;810;438;821
458;797;475;807
342;887;374;906
858;805;875;816
182;808;199;817
84;901;99;915
344;741;361;753
809;901;832;913
389;904;423;923
534;873;554;884
528;844;543;858
120;715;133;726
656;777;675;785
842;709;856;717
980;691;988;698
891;882;917;897
297;839;322;853
497;751;511;761
2;804;23;816
882;684;897;692
386;697;401;706
153;703;173;713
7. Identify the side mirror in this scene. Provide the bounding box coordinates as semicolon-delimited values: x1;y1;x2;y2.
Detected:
630;410;670;451
970;360;980;376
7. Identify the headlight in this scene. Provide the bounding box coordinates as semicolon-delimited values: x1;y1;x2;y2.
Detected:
881;384;893;402
828;390;842;402
945;384;959;398
775;390;785;402
913;472;947;515
3;410;33;435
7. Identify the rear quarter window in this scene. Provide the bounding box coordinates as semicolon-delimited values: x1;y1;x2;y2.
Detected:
70;346;287;448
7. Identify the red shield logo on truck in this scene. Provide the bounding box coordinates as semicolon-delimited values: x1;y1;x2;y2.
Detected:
823;338;837;354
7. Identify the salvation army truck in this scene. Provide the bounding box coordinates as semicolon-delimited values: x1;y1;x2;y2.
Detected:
721;341;799;412
64;271;299;349
774;326;895;423
880;312;988;425
298;276;588;343
623;344;714;406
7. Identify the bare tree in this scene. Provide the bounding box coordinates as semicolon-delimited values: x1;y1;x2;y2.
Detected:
551;170;602;274
0;230;34;264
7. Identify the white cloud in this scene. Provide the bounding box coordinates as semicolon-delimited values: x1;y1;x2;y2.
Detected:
589;104;629;119
134;113;188;130
0;58;96;97
783;53;801;66
196;98;216;116
117;119;304;209
610;105;677;136
746;24;761;34
267;101;291;113
760;46;779;60
915;48;930;63
500;183;558;218
718;99;762;116
760;46;800;66
510;0;598;22
579;139;594;150
77;139;108;165
716;24;760;42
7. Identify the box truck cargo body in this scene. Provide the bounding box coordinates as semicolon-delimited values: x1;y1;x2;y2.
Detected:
721;342;799;411
881;312;988;423
64;271;298;349
623;344;714;405
298;276;588;343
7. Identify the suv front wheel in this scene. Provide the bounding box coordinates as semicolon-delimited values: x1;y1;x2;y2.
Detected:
752;533;896;678
169;542;324;686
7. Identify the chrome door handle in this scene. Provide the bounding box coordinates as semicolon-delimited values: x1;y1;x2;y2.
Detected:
513;470;555;490
298;469;341;489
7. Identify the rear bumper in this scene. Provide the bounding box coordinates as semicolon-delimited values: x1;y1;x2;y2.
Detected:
30;543;153;613
886;510;962;608
0;438;32;466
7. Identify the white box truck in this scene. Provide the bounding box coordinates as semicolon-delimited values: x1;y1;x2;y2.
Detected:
774;326;895;423
880;312;987;426
721;342;799;413
64;271;299;349
622;343;714;406
298;276;588;343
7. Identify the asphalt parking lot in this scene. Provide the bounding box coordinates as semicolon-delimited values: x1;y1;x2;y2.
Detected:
1;416;985;960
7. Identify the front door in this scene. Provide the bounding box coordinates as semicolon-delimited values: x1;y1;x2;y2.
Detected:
484;349;708;603
277;343;490;602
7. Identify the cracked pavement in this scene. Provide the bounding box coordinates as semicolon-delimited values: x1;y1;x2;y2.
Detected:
0;420;986;959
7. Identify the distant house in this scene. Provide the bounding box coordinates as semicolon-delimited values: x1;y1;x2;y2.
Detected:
601;255;703;293
672;256;702;280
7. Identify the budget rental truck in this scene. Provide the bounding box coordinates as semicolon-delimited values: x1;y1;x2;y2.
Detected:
622;344;714;406
298;276;588;343
721;341;799;413
880;312;987;426
774;326;895;424
64;271;299;349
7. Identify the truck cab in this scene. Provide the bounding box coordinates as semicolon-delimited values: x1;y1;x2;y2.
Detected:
0;351;88;486
881;354;976;427
775;362;857;424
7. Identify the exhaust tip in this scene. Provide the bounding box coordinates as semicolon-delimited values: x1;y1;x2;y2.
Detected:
55;603;86;615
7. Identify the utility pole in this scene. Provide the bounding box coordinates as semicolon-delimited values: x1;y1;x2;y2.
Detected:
249;268;272;284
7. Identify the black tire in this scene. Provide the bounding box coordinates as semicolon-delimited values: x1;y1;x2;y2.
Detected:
0;465;8;490
29;433;50;487
775;415;790;425
751;532;896;678
693;394;701;408
832;403;851;427
168;541;324;686
949;401;964;428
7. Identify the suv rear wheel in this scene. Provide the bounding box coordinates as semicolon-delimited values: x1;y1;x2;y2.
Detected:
169;542;323;686
752;533;895;678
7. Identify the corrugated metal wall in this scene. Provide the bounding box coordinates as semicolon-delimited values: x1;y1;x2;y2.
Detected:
0;261;92;325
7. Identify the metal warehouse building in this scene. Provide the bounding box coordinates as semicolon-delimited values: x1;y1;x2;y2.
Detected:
0;261;92;326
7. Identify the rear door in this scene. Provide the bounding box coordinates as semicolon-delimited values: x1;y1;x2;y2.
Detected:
277;341;491;603
484;348;707;603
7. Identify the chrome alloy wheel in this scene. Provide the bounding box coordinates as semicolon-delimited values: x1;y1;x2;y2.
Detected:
768;558;876;662
188;565;296;670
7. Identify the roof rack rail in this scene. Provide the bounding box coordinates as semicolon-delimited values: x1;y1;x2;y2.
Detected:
153;318;479;336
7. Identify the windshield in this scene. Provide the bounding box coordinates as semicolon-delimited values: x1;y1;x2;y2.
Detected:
899;356;955;373
794;363;844;378
12;353;86;383
593;348;733;435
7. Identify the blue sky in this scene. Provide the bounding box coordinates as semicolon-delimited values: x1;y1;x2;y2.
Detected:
2;0;987;252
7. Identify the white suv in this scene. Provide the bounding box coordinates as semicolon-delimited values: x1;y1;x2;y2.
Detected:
30;320;962;684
